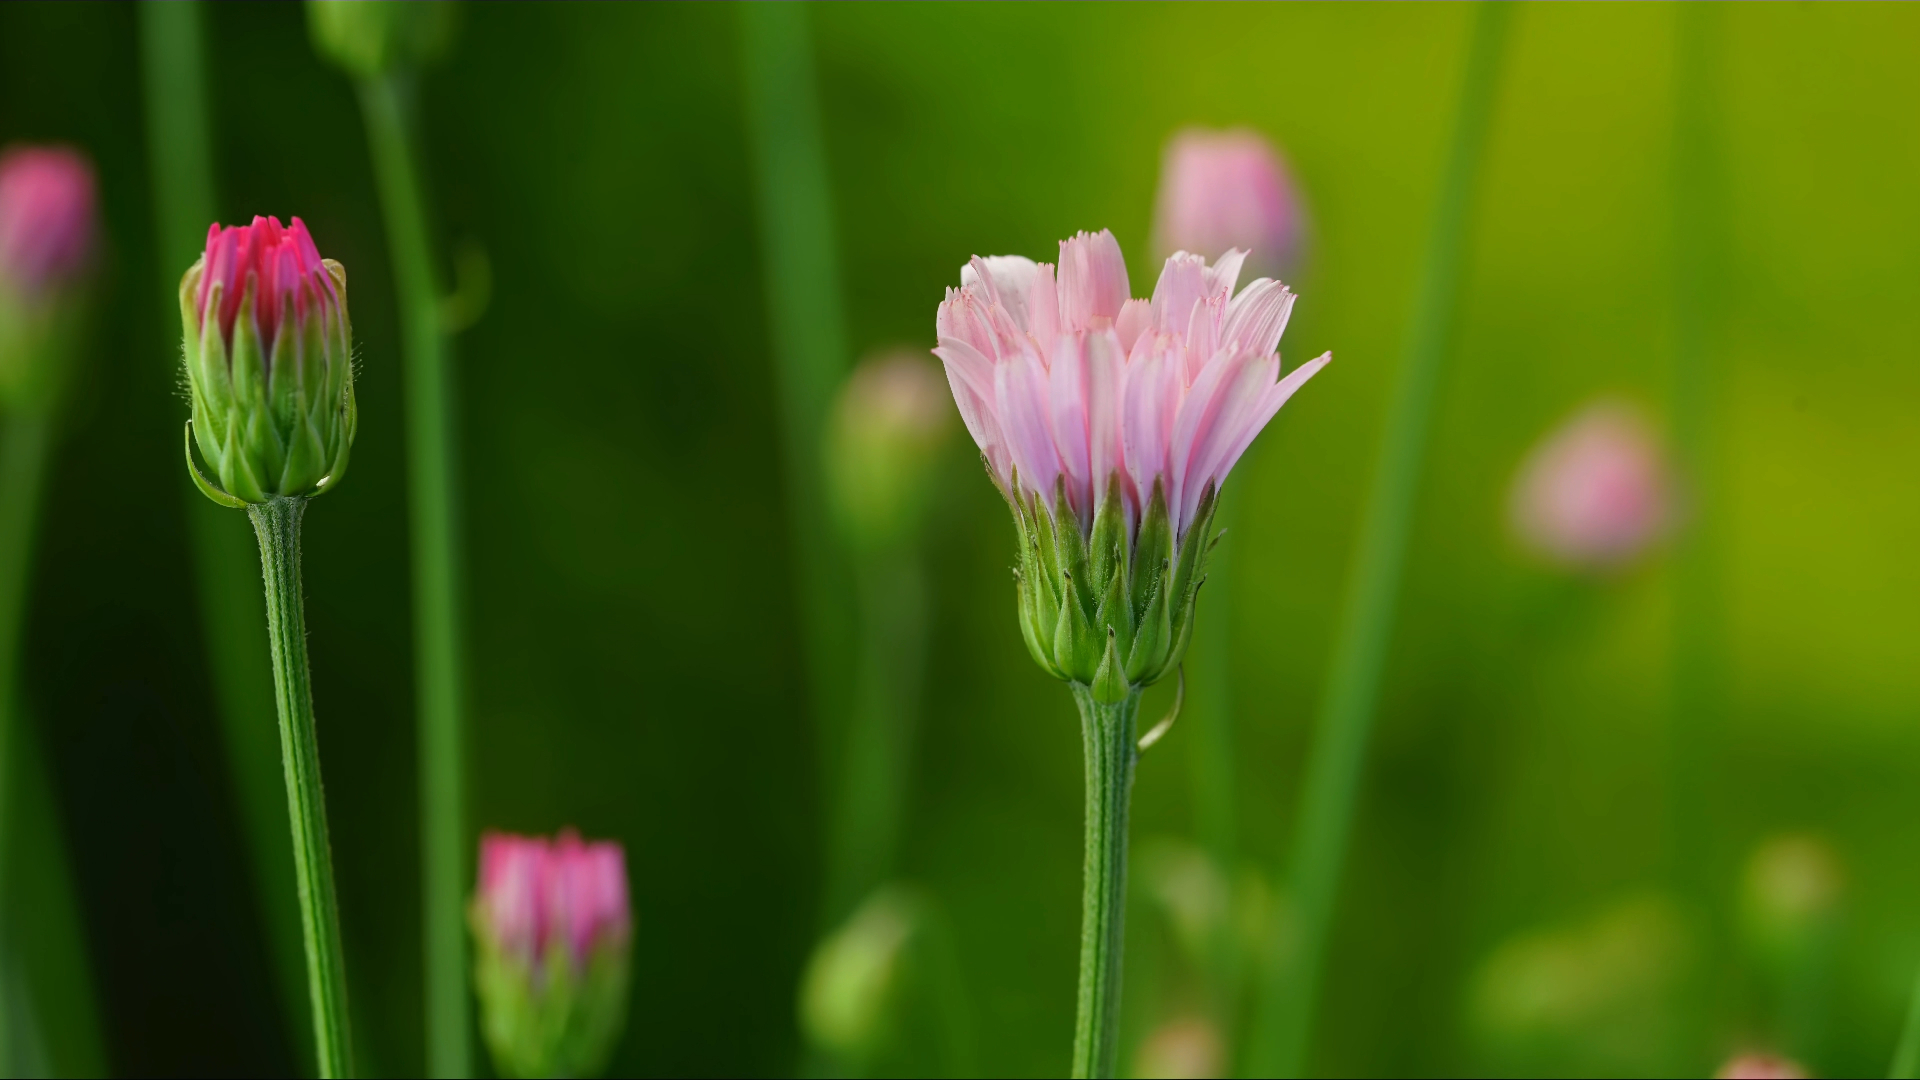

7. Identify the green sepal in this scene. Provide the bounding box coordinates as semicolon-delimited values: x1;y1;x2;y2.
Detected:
1168;481;1217;618
1087;473;1127;603
184;421;248;509
1051;565;1100;683
1125;560;1171;684
1051;479;1093;621
1130;480;1172;625
1092;540;1133;666
1091;629;1129;705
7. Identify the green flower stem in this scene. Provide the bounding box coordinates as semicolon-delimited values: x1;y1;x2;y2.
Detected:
1070;685;1140;1080
739;5;855;914
248;496;353;1078
139;3;315;1063
824;551;928;924
356;74;470;1079
1668;0;1727;896
0;413;50;921
1251;6;1509;1075
1890;965;1920;1079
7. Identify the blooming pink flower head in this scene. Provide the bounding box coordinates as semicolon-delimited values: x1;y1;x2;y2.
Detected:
935;229;1328;544
1509;400;1672;570
475;828;631;972
194;215;341;352
1153;129;1304;280
0;144;97;298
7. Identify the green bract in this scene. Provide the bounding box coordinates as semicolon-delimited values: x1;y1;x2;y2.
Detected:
181;260;357;506
1010;474;1218;703
470;925;631;1080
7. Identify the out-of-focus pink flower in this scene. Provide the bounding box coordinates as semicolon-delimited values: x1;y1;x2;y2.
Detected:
935;229;1328;543
1509;400;1671;570
1132;1016;1225;1079
1153;129;1304;279
1715;1051;1808;1079
476;828;631;971
0;144;96;298
195;216;340;352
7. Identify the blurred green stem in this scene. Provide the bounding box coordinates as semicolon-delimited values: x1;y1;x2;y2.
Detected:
1251;6;1509;1075
249;496;354;1078
357;72;470;1079
1668;0;1726;896
1070;686;1139;1080
825;551;928;924
0;416;51;1006
739;6;855;928
1890;965;1920;1079
140;4;316;1066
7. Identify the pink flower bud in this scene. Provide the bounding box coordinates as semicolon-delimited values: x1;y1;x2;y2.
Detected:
1509;400;1671;570
1152;128;1305;279
472;829;632;1077
1715;1052;1808;1079
475;828;631;969
194;215;339;354
0;144;96;299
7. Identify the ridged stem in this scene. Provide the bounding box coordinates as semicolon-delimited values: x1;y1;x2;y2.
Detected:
248;496;353;1078
738;7;855;942
1069;685;1140;1080
1250;6;1510;1075
139;3;315;1063
357;74;470;1079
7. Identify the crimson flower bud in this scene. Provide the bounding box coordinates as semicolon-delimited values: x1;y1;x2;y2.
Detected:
180;216;357;506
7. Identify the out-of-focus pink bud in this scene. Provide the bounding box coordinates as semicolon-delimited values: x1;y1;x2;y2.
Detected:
1715;1051;1808;1079
471;829;631;1078
1152;128;1305;279
476;828;631;970
0;144;96;298
1132;1016;1224;1079
1509;400;1672;570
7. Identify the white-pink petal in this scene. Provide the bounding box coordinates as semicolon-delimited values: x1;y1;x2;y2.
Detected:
1057;229;1130;331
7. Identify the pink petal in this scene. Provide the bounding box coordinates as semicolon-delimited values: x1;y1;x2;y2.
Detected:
962;255;1039;332
1057;229;1130;331
995;346;1059;501
1027;262;1060;356
1221;278;1296;357
1047;333;1092;517
1150;252;1210;336
1204;248;1248;300
1084;328;1127;517
1115;298;1152;354
1209;352;1331;493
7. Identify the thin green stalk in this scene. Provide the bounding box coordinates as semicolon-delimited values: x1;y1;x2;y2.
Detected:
1189;494;1239;875
0;414;51;951
1070;686;1140;1080
738;5;855;920
355;73;469;1079
1668;0;1726;896
139;4;315;1063
248;496;354;1078
1890;965;1920;1079
1250;7;1509;1075
824;552;928;924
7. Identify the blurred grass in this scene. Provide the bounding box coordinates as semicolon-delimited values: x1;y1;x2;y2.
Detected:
0;2;1915;1076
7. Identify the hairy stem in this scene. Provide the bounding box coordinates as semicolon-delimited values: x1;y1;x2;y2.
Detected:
1070;686;1139;1080
1251;5;1510;1075
358;73;470;1079
248;496;353;1078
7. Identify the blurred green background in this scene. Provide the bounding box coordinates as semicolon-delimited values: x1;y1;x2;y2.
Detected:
1;1;1918;1076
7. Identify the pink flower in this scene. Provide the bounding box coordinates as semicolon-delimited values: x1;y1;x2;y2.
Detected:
1509;400;1671;569
1153;129;1304;279
0;144;96;298
1715;1052;1808;1079
934;229;1328;544
195;216;341;354
475;828;631;972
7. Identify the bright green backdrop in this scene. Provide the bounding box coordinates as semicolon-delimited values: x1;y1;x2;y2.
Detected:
0;2;1916;1076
